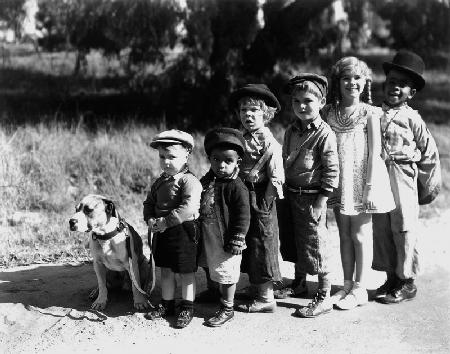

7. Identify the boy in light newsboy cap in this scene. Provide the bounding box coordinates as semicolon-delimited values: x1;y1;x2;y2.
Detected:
372;50;441;305
143;129;202;328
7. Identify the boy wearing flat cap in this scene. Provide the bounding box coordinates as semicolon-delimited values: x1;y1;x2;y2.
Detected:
372;50;440;304
229;84;285;313
200;127;251;326
143;129;202;328
278;73;339;318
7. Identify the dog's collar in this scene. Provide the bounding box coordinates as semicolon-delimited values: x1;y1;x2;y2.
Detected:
92;220;127;241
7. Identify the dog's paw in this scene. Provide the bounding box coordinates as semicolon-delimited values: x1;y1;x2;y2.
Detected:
91;298;108;310
134;299;151;311
88;287;99;300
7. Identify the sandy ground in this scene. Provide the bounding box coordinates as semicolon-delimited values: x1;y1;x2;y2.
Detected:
1;213;449;354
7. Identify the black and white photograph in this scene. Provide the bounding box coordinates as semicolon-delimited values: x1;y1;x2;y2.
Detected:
0;0;449;353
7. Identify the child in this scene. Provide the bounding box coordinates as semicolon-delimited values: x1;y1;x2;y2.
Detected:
229;84;285;313
324;57;395;310
200;127;251;326
143;129;202;328
372;50;440;304
281;73;339;317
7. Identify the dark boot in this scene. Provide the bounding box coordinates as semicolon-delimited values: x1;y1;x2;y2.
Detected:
374;273;399;299
175;300;194;328
144;299;175;320
379;279;417;304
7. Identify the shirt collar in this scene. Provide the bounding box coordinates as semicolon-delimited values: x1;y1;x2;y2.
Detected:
382;102;409;112
161;165;189;180
293;116;321;132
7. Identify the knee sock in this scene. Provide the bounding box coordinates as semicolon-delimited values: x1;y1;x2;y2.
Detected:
221;297;234;309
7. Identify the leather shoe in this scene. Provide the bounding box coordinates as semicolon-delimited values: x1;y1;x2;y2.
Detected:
205;306;234;327
235;300;276;313
379;281;417;304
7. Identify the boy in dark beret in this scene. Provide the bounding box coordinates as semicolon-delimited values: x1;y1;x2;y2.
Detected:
200;127;251;326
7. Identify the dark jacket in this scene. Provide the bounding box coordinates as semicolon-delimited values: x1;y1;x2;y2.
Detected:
200;170;250;249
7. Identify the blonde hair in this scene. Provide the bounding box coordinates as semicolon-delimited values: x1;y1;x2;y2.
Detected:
237;97;277;123
328;56;373;106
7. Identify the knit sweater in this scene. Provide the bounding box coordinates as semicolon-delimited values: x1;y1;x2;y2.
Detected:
200;170;250;250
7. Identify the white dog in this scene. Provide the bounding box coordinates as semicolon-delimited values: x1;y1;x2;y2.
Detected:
69;194;153;311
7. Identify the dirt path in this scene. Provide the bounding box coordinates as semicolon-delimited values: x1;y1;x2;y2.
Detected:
1;214;449;354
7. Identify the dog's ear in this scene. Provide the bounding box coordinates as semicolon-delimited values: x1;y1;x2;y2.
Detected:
103;199;117;217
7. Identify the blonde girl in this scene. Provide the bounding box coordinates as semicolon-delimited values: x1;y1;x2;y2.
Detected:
323;57;395;309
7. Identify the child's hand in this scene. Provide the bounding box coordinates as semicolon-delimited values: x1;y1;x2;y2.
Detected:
311;195;327;222
264;184;276;209
223;244;243;255
363;185;375;211
150;218;167;233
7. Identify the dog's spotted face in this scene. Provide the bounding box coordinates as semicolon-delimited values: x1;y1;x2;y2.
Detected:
69;194;116;233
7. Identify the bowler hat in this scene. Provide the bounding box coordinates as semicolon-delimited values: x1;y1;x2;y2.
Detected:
204;127;246;157
383;50;425;91
150;129;194;149
285;73;328;97
229;84;281;111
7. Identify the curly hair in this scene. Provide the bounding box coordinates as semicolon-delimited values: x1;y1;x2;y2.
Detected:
236;97;277;124
327;56;373;106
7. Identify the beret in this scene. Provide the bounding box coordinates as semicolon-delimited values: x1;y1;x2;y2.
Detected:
204;127;246;157
285;73;328;97
229;84;281;111
150;129;194;149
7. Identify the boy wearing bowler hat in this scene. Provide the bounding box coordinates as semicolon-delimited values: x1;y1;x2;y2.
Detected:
200;128;251;326
372;50;440;304
229;84;285;313
143;129;202;328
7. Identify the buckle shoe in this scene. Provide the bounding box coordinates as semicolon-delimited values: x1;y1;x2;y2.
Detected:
144;301;175;320
175;308;194;328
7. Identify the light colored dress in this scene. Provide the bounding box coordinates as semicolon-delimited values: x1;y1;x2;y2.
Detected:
200;182;242;284
324;103;395;215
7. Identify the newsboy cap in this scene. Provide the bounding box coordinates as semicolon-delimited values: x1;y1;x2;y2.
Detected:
150;129;194;149
383;50;425;91
285;73;328;97
204;127;246;157
229;84;281;111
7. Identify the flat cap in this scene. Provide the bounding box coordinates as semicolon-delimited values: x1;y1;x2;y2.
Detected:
285;73;328;97
204;127;246;157
150;129;194;149
229;83;281;111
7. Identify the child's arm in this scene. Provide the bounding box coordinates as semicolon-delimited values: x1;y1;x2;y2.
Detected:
154;174;202;233
223;182;251;255
265;142;285;204
312;130;339;219
363;114;380;208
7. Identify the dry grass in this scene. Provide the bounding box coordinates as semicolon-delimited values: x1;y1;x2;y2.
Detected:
0;45;449;268
0;122;209;267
